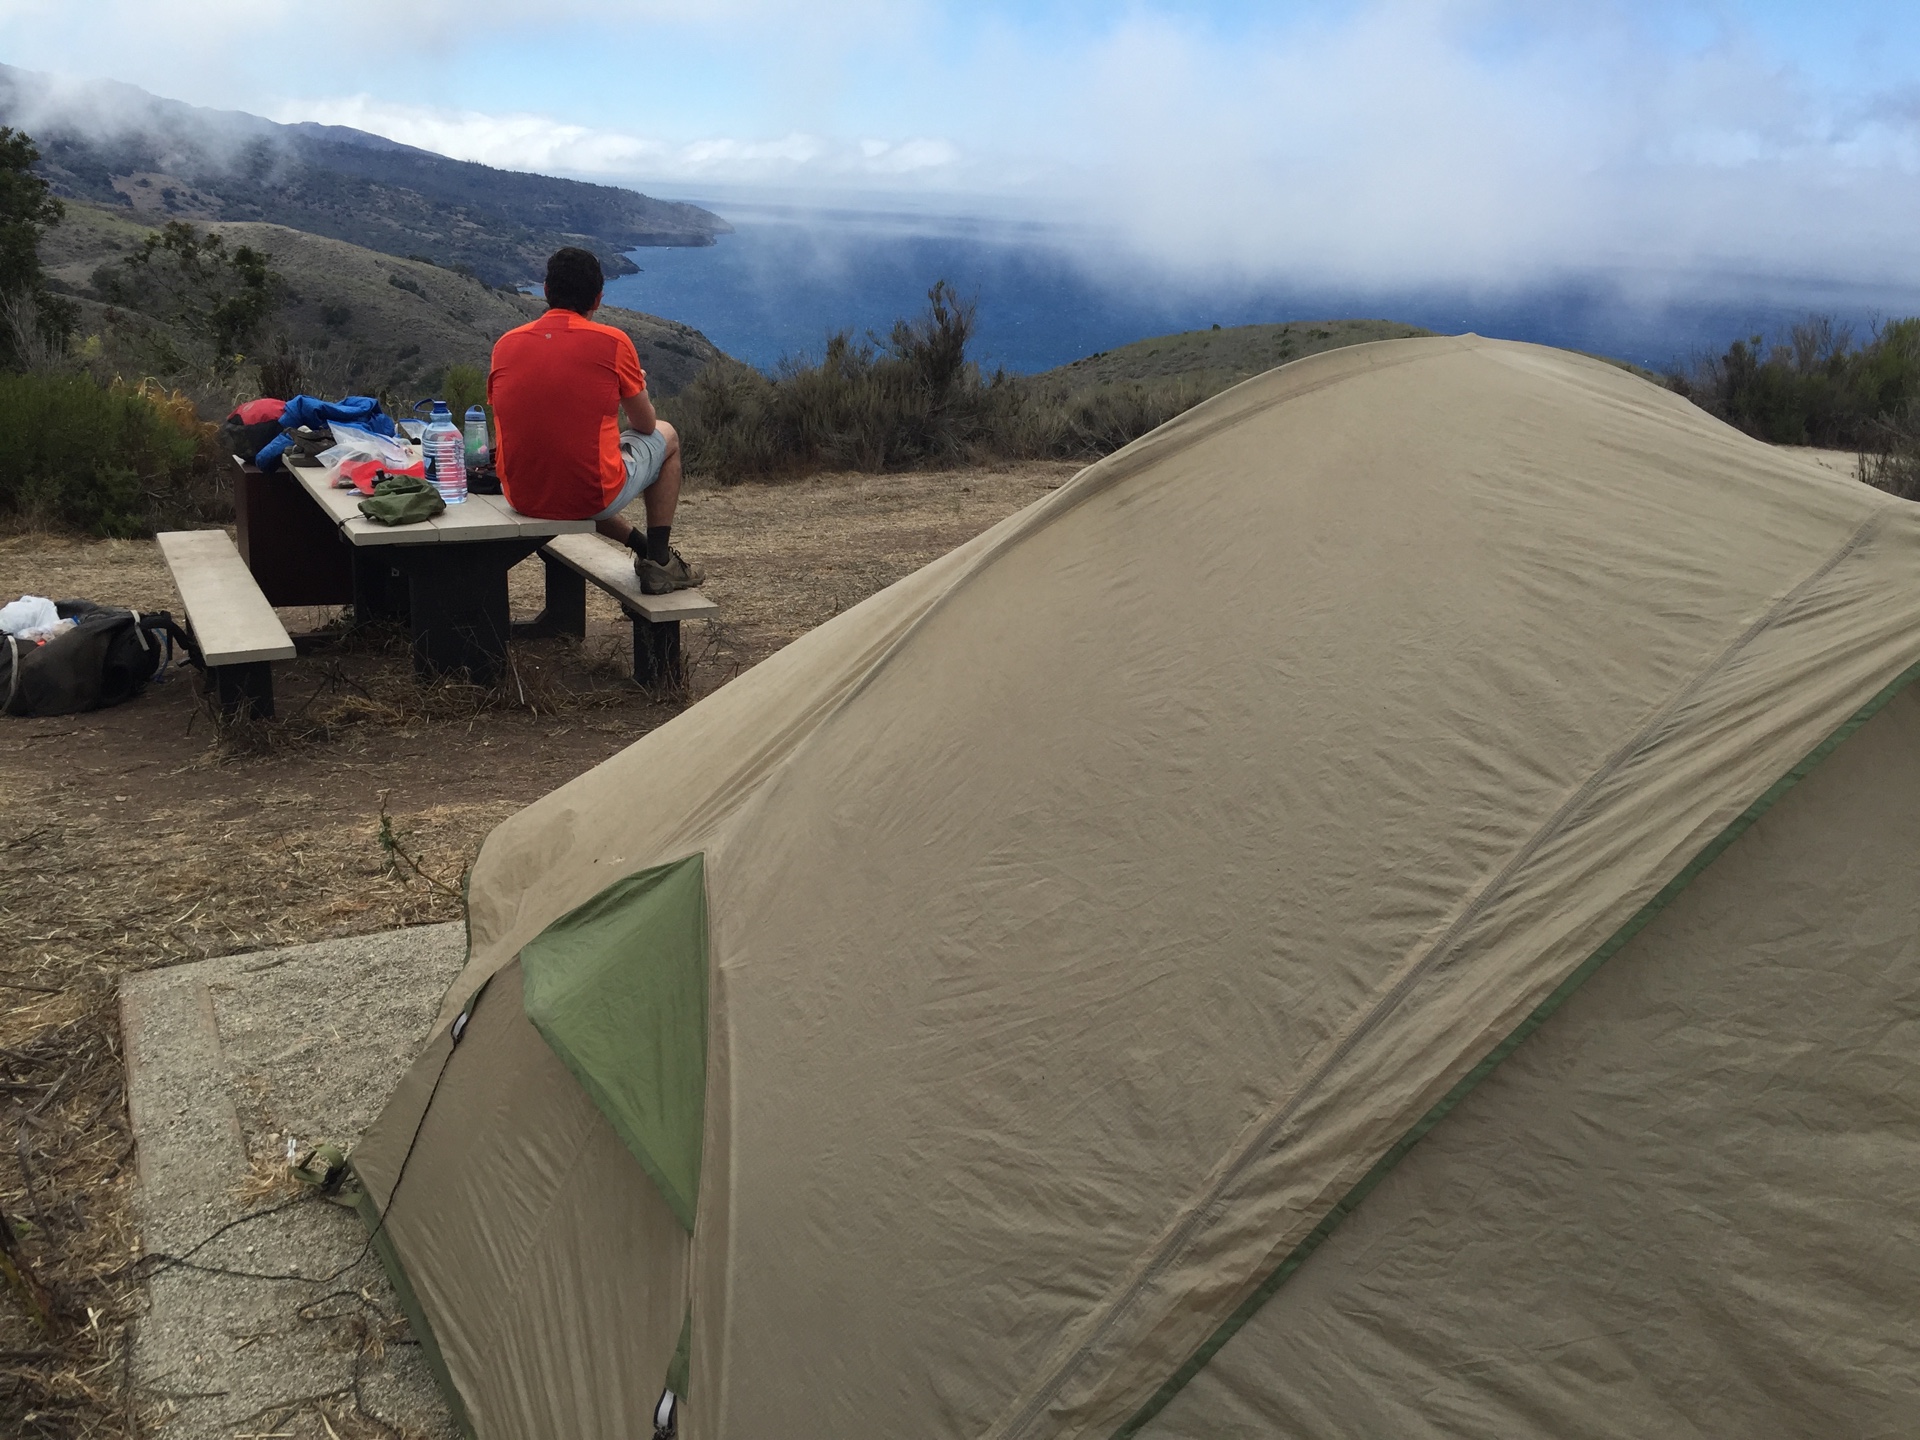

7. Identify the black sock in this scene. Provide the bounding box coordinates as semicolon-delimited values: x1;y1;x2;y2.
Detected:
622;529;647;556
646;525;672;566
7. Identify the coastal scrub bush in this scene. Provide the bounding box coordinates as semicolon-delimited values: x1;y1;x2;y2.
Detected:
1669;316;1920;449
665;281;993;476
90;220;278;377
661;281;1214;482
442;363;487;421
0;370;223;535
1857;406;1920;501
998;376;1210;458
257;333;306;400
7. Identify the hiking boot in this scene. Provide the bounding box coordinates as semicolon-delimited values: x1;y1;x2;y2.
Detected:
635;548;706;595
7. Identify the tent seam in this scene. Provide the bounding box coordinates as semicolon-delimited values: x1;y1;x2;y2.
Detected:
344;980;496;1440
489;1079;621;1299
349;1183;480;1440
1108;653;1920;1438
534;1028;698;1228
998;505;1891;1439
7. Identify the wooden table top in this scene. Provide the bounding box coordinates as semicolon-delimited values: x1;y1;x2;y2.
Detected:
287;457;596;548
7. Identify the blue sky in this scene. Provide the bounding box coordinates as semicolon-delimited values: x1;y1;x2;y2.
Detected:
4;1;1920;293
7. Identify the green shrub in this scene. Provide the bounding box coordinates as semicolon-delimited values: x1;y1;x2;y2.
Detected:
996;376;1210;459
0;370;220;535
256;333;305;401
1669;316;1920;449
442;363;487;422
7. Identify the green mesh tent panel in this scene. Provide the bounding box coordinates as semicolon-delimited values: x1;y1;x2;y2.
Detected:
522;854;709;1230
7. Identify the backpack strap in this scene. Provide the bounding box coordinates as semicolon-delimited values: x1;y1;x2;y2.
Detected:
149;612;204;671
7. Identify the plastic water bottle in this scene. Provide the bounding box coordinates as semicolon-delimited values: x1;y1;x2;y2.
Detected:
423;400;466;504
463;406;490;467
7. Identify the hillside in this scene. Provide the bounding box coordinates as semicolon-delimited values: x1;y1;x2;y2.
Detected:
1040;319;1435;391
40;201;725;399
1;64;729;287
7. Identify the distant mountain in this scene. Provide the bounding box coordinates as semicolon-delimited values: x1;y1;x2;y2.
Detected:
0;64;731;288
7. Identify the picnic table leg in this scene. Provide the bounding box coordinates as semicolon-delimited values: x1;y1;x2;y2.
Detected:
351;551;407;626
632;614;682;689
210;661;274;721
391;540;542;686
519;553;587;638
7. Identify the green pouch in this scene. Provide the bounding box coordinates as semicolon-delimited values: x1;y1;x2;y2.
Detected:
358;472;446;526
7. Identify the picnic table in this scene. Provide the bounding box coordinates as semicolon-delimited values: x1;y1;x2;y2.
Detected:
285;453;594;685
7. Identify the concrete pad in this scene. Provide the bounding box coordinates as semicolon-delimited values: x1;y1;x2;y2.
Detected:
120;924;468;1439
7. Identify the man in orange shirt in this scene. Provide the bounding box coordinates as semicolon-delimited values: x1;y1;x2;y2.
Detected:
488;247;703;593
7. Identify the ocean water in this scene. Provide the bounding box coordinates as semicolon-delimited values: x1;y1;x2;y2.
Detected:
602;203;1920;377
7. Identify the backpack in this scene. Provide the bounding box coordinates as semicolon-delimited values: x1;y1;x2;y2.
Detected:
216;396;291;466
217;413;286;467
1;601;201;717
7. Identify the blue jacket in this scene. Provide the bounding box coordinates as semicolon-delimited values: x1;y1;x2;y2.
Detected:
256;395;396;469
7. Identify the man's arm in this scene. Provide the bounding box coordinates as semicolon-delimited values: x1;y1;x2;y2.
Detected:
621;387;657;435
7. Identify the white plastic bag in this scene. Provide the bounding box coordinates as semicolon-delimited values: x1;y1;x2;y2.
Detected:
0;595;59;638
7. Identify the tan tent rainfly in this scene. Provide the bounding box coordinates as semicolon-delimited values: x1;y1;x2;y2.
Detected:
351;336;1920;1439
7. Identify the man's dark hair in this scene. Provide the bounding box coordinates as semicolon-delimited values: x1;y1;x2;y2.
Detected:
544;247;604;314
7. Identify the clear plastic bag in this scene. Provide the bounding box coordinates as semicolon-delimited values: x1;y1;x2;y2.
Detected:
318;422;417;471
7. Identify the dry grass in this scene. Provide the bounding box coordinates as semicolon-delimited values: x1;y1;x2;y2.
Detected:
0;993;140;1438
0;461;1074;1435
233;1150;304;1209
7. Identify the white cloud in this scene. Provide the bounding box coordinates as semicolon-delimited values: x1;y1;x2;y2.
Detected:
0;0;919;112
269;96;969;188
273;98;671;175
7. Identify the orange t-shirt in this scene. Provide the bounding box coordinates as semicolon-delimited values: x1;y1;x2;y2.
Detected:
488;309;647;519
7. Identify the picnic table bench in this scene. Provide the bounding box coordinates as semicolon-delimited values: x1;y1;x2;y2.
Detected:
156;529;296;719
521;532;719;687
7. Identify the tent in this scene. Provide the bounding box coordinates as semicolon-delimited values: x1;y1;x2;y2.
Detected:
350;335;1920;1440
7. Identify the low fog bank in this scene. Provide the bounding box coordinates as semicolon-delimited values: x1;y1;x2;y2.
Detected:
0;62;293;178
601;195;1920;376
1069;161;1920;311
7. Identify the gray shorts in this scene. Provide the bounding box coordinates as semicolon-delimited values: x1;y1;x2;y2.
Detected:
592;428;668;520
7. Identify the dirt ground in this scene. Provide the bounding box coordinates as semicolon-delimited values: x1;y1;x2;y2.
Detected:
0;460;1078;1436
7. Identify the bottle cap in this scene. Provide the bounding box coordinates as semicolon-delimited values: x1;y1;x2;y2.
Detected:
430;400;451;416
